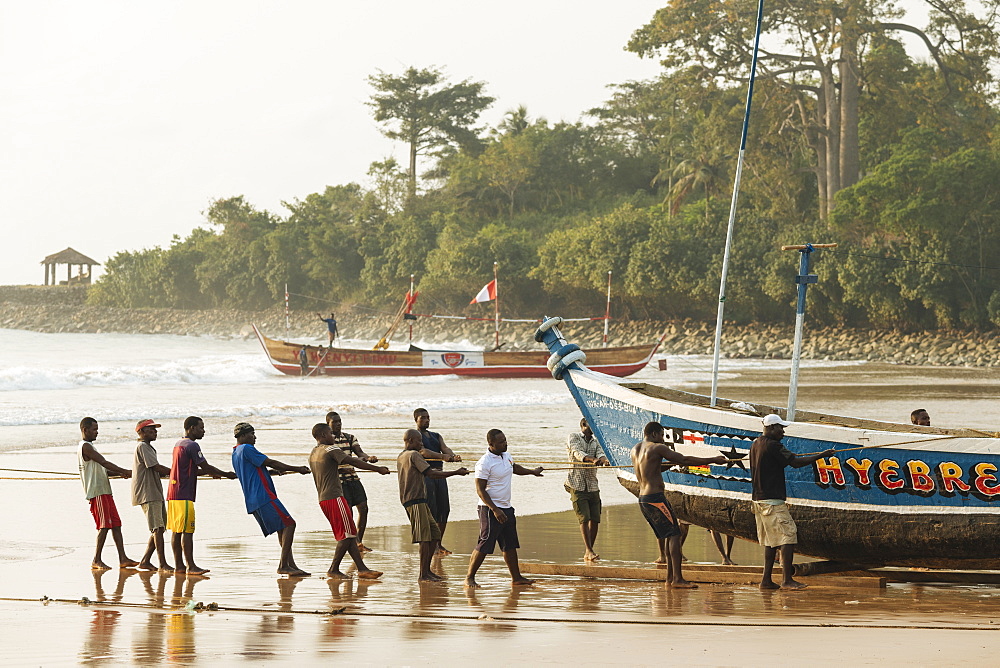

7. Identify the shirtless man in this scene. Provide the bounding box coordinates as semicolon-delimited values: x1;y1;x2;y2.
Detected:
631;421;728;588
78;417;138;570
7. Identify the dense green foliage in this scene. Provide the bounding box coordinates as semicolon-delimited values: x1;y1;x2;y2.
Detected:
91;3;1000;330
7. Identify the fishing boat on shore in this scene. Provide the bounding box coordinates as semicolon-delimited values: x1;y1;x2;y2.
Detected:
536;316;1000;569
531;0;1000;570
252;323;663;378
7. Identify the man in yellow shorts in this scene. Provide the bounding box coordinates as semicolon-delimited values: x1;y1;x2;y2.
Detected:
167;416;236;574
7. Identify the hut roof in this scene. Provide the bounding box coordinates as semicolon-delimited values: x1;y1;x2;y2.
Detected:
41;247;100;265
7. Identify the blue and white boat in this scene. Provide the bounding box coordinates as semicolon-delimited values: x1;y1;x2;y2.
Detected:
536;317;1000;569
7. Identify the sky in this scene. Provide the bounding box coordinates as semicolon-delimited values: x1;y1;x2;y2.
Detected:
0;1;670;286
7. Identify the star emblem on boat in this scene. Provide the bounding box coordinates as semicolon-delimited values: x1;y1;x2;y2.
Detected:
721;445;747;471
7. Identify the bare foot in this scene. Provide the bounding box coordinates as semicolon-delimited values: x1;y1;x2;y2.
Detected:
174;566;187;574
584;551;599;562
723;559;736;566
327;570;350;580
419;572;443;582
91;561;112;571
159;565;175;573
358;570;383;580
137;561;157;571
120;560;140;569
435;546;453;556
512;577;535;586
781;580;808;590
669;580;698;589
654;557;668;565
186;567;210;576
279;568;311;577
759;580;780;590
465;578;481;589
357;543;373;554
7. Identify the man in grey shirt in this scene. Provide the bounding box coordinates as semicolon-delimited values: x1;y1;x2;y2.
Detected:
566;417;609;561
132;419;173;572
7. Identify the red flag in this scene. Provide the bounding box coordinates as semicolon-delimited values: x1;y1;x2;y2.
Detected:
405;290;419;311
470;279;497;304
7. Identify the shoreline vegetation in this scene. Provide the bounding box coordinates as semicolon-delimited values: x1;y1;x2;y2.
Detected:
3;285;997;367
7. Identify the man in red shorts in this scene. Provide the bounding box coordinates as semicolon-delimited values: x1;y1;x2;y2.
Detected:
77;416;138;570
309;422;390;579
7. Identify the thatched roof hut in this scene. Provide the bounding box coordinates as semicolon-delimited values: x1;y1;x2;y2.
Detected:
41;247;100;285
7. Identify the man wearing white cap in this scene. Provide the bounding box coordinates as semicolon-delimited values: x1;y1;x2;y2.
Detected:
750;414;835;590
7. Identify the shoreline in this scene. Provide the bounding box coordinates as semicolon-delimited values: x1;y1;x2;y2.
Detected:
1;285;998;366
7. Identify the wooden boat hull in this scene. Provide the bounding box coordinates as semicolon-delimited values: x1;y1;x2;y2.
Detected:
536;318;1000;569
252;325;661;378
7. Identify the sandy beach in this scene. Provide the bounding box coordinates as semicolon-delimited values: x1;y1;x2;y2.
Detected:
3;330;1000;664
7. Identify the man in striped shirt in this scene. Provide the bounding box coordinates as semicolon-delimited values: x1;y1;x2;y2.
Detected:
565;417;609;562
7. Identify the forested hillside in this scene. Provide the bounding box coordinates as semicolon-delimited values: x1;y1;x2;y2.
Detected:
91;0;1000;330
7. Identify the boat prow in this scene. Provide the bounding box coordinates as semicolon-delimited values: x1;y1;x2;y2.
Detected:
535;316;1000;569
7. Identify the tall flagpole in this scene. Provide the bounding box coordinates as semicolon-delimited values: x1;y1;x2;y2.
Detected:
284;283;290;341
493;261;500;350
710;0;766;407
603;270;612;348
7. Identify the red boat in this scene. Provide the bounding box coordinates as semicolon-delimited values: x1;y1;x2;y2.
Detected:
252;324;663;378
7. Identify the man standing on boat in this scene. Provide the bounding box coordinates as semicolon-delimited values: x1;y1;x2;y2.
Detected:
566;417;608;562
397;429;469;581
414;408;462;556
750;414;835;590
317;312;338;346
631;421;728;588
466;429;543;588
326;411;377;553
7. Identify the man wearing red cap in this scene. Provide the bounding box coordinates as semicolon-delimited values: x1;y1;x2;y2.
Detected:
132;419;173;572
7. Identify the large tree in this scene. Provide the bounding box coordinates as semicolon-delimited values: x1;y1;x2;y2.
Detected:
628;0;999;219
367;66;494;202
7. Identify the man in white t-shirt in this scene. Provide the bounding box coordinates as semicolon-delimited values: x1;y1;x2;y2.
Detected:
464;429;543;588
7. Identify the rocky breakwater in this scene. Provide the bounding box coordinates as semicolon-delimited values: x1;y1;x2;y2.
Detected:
1;286;999;367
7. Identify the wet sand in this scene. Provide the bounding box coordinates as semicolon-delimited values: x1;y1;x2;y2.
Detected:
5;363;1000;664
3;505;1000;665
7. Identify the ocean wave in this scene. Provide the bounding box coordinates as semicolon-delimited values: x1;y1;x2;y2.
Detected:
0;389;570;427
0;353;275;392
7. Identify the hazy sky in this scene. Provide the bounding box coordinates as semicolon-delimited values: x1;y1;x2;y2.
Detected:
1;1;671;286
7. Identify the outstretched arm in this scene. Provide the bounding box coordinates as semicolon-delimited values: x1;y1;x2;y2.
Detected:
789;449;837;468
426;466;469;479
263;458;310;475
82;442;131;478
343;455;390;475
659;445;727;468
513;463;543;477
198;460;237;479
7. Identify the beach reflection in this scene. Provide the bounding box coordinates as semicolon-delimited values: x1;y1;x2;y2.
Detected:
80;609;121;663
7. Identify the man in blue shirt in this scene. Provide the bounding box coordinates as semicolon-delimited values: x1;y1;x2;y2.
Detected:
317;312;339;346
232;422;312;576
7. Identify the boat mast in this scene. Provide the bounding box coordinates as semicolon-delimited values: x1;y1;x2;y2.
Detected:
603;270;612;348
783;243;836;420
493;261;500;350
710;0;766;407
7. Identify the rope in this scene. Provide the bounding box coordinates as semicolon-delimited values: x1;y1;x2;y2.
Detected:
826;248;1000;273
0;467;77;476
801;433;983;456
2;596;994;631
